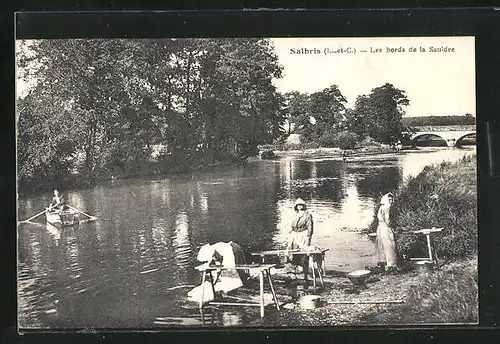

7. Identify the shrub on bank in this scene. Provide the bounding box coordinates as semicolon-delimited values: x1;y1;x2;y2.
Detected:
318;130;360;150
369;154;477;260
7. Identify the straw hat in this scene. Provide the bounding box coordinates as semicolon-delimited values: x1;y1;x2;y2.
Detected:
294;198;306;211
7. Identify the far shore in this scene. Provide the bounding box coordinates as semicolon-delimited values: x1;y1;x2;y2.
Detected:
257;145;439;161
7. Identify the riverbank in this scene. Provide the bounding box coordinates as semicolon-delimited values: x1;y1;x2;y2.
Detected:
254;255;477;326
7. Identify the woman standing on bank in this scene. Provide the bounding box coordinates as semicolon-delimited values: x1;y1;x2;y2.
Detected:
376;192;398;273
287;198;314;286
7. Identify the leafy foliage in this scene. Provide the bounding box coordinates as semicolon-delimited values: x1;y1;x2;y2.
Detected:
361;83;409;143
318;130;359;150
16;38;284;192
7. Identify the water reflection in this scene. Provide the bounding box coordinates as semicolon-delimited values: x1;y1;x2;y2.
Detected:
173;212;192;272
17;147;476;328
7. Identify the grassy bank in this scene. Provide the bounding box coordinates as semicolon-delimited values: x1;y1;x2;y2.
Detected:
367;154;477;260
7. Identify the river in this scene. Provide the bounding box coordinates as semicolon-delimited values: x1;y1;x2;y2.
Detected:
17;146;476;328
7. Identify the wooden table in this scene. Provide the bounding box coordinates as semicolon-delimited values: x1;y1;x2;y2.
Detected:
194;263;280;318
251;248;329;292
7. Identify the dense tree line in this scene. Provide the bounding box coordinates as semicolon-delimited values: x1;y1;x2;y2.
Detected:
17;39;284;192
283;83;410;149
17;38;424;194
402;114;475;127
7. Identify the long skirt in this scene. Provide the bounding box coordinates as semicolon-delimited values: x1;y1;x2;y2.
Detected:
376;222;398;268
287;231;309;266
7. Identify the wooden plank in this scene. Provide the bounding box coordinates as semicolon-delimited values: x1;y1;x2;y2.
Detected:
209;302;259;307
291;249;329;255
195;264;276;271
251;248;330;256
251;249;300;256
413;227;443;234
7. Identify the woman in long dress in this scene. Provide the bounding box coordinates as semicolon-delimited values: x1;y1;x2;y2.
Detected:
376;192;398;273
287;198;314;286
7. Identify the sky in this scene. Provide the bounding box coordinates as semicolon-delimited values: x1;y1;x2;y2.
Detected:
17;37;476;118
270;37;476;118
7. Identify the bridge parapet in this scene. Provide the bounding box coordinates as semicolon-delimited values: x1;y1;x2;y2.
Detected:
411;125;476;132
411;130;476;147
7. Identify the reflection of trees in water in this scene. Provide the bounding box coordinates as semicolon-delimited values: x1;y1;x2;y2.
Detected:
352;166;402;199
201;168;280;252
277;159;345;204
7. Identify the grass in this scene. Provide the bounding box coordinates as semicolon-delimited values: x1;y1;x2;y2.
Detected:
406;257;478;324
359;256;478;325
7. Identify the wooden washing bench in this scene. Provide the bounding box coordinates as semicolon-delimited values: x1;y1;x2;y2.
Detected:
194;263;280;318
251;248;329;292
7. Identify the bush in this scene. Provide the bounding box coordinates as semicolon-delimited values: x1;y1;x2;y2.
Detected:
318;130;360;150
259;150;277;159
397;155;477;259
359;136;384;148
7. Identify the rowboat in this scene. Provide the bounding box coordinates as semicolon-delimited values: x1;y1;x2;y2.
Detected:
45;208;80;226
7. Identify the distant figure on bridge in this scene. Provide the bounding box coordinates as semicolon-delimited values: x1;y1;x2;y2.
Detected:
341;150;348;162
395;141;402;152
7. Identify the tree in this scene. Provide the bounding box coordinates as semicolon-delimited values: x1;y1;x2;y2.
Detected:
345;95;371;136
283;91;312;138
363;83;409;143
308;85;347;141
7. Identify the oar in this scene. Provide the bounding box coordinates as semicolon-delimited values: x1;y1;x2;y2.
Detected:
66;205;97;220
19;208;50;223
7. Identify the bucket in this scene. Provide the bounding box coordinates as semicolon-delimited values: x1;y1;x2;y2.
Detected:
298;295;323;310
347;270;371;286
414;260;433;273
367;233;377;242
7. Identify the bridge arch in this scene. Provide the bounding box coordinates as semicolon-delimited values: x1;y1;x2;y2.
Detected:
455;132;476;146
412;133;448;147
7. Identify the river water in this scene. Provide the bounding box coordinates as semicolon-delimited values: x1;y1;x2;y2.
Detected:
17;147;476;329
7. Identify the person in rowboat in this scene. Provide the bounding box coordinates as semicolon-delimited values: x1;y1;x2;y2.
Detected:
48;189;68;211
287;198;314;287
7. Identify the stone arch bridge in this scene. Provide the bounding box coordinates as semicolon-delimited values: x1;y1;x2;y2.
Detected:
411;130;476;147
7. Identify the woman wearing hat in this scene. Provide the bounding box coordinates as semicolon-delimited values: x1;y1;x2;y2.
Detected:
287;198;314;286
376;192;398;273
